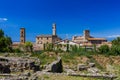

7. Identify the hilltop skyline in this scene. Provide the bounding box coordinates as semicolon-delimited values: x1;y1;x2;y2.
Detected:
0;0;120;42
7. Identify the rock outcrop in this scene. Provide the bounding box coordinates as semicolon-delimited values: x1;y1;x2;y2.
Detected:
0;56;40;73
46;57;63;73
77;64;87;71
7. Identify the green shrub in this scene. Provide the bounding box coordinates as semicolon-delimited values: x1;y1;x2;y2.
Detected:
110;45;120;55
98;45;110;54
13;48;21;53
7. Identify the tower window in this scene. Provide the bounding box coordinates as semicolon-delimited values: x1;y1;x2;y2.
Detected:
21;34;24;37
21;31;23;34
21;40;23;42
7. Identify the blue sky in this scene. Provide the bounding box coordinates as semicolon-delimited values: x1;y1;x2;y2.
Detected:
0;0;120;42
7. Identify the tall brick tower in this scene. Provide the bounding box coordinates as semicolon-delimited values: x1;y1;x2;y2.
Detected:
84;30;90;40
20;28;25;44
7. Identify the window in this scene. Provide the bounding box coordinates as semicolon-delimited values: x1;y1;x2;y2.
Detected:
21;34;24;37
21;40;23;42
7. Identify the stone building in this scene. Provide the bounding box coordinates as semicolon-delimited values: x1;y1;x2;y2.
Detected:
35;23;61;50
56;39;80;51
72;30;107;46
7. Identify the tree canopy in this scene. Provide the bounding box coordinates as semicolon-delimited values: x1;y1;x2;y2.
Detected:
98;45;110;54
24;41;33;52
0;29;12;52
112;37;120;45
110;37;120;55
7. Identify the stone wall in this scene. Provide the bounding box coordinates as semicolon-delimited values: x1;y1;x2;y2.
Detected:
0;57;40;73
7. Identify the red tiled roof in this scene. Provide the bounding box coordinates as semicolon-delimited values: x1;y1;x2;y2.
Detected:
87;38;106;40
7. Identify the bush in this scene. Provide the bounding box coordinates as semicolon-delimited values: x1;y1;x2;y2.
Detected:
70;45;85;54
24;41;33;52
13;48;21;53
110;45;120;55
110;37;120;55
0;29;12;52
98;45;110;54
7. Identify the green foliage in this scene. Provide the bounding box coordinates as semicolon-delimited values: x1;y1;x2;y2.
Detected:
70;45;78;53
31;52;56;65
66;44;69;52
93;44;97;52
24;41;33;52
110;45;120;55
0;29;4;38
70;45;85;53
96;37;120;55
98;45;110;54
13;48;22;53
112;37;120;45
44;43;54;51
110;37;120;55
0;29;12;52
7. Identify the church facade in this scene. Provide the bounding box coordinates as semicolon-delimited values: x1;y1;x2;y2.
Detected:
35;23;61;50
72;30;107;47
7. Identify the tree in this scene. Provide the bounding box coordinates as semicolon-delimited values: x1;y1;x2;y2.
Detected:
93;44;97;52
0;29;4;38
71;45;79;53
110;45;120;55
66;44;69;52
110;37;120;55
112;37;120;45
0;29;12;52
44;43;54;51
98;45;110;54
24;41;33;52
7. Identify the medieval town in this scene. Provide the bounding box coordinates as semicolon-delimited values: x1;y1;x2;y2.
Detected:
0;0;120;80
13;23;110;51
0;23;119;80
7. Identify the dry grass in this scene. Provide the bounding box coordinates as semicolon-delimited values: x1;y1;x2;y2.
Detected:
38;74;105;80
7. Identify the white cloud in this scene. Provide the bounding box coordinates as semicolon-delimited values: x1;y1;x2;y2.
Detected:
0;18;8;21
107;35;120;38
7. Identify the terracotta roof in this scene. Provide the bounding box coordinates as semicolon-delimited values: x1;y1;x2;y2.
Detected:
87;38;106;40
73;36;84;40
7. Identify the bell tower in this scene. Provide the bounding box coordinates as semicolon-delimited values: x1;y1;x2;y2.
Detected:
84;30;90;39
52;23;56;36
20;28;25;44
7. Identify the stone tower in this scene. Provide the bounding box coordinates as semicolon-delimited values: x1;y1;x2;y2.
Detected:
20;28;25;44
84;30;90;39
52;23;56;36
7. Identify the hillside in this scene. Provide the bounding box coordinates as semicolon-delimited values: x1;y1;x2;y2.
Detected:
0;52;120;80
30;52;120;80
